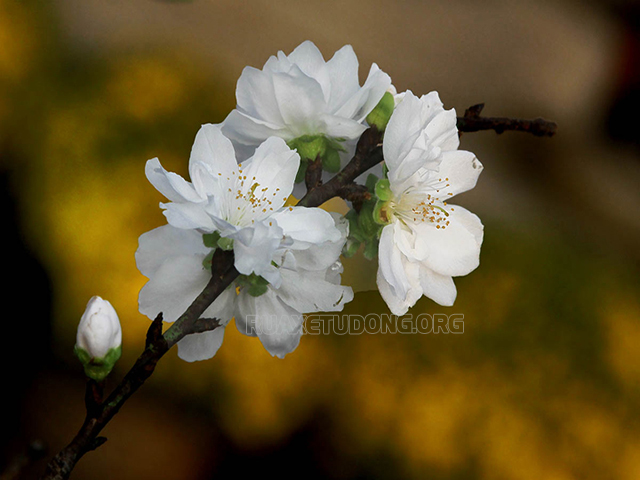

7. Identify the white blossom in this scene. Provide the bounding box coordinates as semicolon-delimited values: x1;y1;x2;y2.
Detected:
145;123;340;287
135;215;353;361
221;40;391;160
376;91;484;315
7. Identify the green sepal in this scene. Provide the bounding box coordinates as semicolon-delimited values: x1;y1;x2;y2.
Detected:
202;232;221;248
382;162;389;179
344;200;383;261
295;159;309;184
374;178;392;201
74;345;122;382
345;209;366;243
365;174;378;193
322;148;341;173
343;238;361;258
217;237;234;251
288;135;326;161
357;201;380;238
236;273;270;298
366;92;395;131
363;239;379;260
202;250;215;270
288;135;346;176
373;199;390;225
247;282;269;297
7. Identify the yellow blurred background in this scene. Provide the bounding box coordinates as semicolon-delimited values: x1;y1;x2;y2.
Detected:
2;1;640;479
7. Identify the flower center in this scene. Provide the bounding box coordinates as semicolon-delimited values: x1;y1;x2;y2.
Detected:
385;177;454;230
220;164;287;226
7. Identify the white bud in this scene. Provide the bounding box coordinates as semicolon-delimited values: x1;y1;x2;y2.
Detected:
75;296;122;380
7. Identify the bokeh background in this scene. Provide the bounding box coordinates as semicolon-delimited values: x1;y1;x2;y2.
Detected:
2;0;640;479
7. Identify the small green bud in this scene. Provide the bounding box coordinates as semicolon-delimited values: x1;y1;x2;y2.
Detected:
366;92;395;131
374;178;393;201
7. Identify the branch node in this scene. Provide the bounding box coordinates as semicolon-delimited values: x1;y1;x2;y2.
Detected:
190;317;222;335
87;437;108;452
338;183;371;212
145;313;164;349
464;103;485;118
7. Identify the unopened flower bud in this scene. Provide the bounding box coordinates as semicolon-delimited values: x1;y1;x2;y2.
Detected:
74;296;122;381
366;91;395;131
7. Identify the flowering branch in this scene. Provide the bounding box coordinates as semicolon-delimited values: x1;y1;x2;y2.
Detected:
39;40;559;480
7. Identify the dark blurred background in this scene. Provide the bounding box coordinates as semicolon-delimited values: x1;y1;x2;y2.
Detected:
2;0;640;479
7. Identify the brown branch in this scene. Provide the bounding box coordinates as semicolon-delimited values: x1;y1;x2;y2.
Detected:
298;126;383;208
304;155;323;192
337;183;371;212
457;103;557;137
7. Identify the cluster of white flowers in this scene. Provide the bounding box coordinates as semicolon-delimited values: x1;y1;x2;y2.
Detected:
135;40;484;361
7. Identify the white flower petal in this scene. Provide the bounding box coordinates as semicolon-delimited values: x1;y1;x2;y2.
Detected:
378;224;412;300
276;267;353;313
162;201;216;231
287;40;331;99
418;266;457;307
189;124;239;180
271;207;341;247
376;268;412;316
326;44;360;111
424;109;459;152
238;136;300;214
272;68;326;135
416;205;483;277
231;222;284;286
136;225;208;278
175;286;236;362
320;114;368;139
252;291;304;359
289;212;349;270
177;327;226;363
435;150;484;198
222;110;290;148
236;67;285;125
138;255;211;323
145;158;203;204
